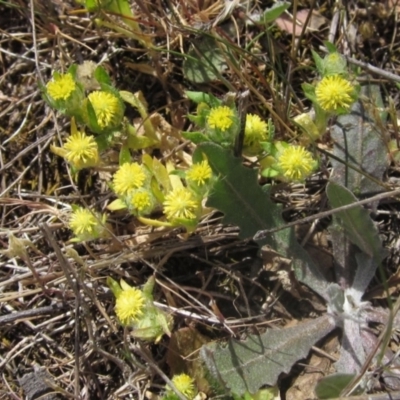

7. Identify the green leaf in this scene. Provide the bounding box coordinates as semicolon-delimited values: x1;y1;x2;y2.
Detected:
119;144;131;165
183;37;228;83
85;0;101;11
260;167;280;179
311;50;324;75
323;41;338;53
327;182;384;263
181;131;209;144
127;133;158;150
120;90;157;142
263;1;290;24
84;97;102;134
187;113;204;126
107;199;127;211
95;132;112;152
326;181;386;294
301;82;317;103
185;91;221;107
327;84;388;290
201;315;336;396
66;64;78;77
94;65;111;85
196;143;329;299
142;275;155;300
141;155;170;201
252;387;280;400
107;276;123;298
314;373;359;399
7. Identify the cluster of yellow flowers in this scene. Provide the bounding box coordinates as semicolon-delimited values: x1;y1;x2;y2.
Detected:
198;102;272;154
46;66;124;172
111;161;156;216
46;74;124;135
45;65;217;240
66;156;215;240
197;102;317;182
45;66;125;241
108;156;214;231
57;50;358;241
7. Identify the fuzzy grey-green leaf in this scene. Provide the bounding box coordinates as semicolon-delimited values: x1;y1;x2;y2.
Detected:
201;315;336;395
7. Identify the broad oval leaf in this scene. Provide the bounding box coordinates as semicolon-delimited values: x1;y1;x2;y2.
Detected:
326;181;385;265
183;37;228;83
201;315;336;396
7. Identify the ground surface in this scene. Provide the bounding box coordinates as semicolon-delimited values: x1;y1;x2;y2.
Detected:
1;1;400;399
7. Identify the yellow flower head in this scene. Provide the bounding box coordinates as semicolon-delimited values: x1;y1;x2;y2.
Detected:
186;160;212;186
277;146;316;181
207;106;235;132
168;373;197;399
129;188;155;215
87;91;122;129
115;286;145;326
315;75;355;112
69;207;105;240
163;188;199;222
243;114;269;155
112;162;148;196
63;130;99;169
46;73;76;101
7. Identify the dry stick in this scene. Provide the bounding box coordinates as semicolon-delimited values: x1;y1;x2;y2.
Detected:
346;56;400;83
0;303;65;324
253;187;400;240
29;0;45;86
19;250;49;295
0;223;63;237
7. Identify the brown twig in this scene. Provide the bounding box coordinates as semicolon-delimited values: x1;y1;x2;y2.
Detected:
0;303;65;324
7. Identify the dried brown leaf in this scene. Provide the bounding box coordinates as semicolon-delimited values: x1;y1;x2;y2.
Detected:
275;10;326;36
